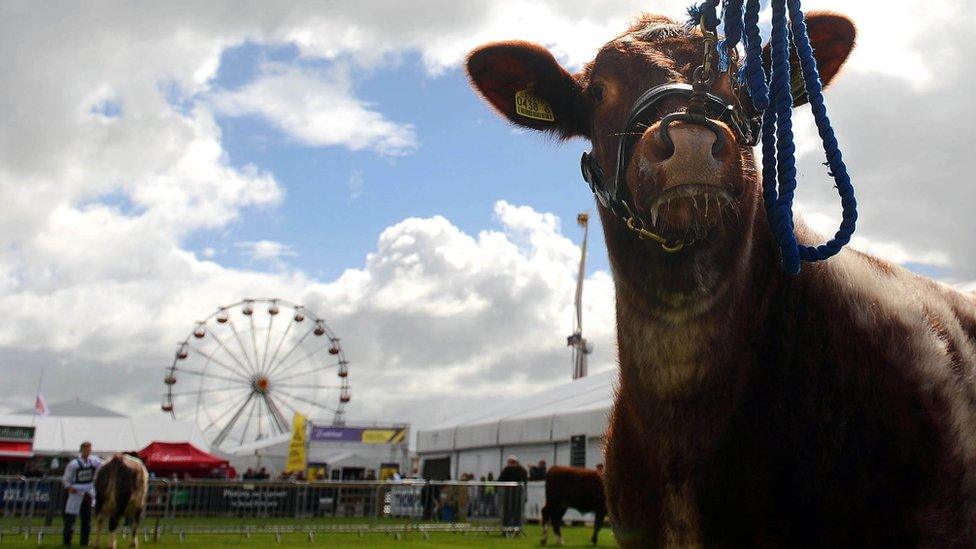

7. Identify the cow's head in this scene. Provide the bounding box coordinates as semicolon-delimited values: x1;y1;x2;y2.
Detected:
467;12;855;307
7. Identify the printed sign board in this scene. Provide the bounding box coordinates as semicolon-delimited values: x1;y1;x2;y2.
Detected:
0;426;35;442
570;434;586;468
309;425;406;444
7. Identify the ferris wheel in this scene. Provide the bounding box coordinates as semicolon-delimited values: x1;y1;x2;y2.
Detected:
162;298;349;449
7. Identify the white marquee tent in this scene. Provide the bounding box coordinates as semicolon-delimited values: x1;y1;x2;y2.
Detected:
415;368;615;480
0;399;208;458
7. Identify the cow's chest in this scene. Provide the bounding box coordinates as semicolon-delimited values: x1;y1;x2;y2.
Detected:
661;481;704;545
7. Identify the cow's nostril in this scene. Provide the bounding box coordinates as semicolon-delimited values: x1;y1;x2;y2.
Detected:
657;118;677;160
655;125;676;160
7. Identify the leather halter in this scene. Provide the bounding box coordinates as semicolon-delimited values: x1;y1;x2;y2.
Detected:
580;33;761;251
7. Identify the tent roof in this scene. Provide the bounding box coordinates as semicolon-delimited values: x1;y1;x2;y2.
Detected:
0;414;210;455
416;368;615;452
428;368;614;431
227;432;292;456
15;398;125;417
138;441;228;471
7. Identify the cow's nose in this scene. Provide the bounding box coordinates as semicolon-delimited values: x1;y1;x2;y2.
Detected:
651;120;733;161
634;120;735;187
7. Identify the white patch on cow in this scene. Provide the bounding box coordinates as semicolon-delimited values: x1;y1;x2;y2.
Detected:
614;262;740;395
618;311;710;394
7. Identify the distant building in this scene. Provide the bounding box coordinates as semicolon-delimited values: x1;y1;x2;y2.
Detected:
0;398;206;475
414;369;612;480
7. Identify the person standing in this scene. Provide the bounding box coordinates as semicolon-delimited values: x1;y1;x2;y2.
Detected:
61;441;102;546
497;456;528;527
529;459;547;481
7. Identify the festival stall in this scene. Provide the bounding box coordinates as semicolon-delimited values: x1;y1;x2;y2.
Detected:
138;441;230;479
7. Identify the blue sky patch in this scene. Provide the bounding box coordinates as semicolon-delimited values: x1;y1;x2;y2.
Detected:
204;45;610;280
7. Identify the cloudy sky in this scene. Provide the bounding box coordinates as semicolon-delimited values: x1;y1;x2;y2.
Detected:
1;1;972;443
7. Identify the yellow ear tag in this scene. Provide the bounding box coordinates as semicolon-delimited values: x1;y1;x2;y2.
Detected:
515;90;555;122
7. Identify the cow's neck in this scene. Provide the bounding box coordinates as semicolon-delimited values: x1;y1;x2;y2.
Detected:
603;189;781;455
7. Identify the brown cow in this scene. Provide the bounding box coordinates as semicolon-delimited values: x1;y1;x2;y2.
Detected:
93;453;149;548
540;465;606;546
467;11;976;547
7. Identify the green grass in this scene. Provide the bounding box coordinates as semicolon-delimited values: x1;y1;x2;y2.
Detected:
0;523;616;548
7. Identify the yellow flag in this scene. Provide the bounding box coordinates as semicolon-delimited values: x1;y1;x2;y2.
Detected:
285;413;307;473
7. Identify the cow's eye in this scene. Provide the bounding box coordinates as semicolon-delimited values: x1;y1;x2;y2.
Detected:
589;83;606;104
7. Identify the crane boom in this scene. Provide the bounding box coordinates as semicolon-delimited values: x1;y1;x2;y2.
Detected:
568;213;592;379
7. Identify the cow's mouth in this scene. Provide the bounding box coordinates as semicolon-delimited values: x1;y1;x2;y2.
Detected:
645;184;736;240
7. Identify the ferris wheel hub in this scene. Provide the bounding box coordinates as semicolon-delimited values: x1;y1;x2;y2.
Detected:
251;375;270;394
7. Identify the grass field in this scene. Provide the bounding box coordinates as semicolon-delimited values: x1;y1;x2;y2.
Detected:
0;516;616;548
0;523;615;548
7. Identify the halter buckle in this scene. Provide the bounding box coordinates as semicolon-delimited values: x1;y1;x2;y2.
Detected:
624;207;685;253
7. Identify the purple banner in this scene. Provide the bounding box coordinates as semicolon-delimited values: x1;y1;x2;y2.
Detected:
309;425;406;444
310;426;363;442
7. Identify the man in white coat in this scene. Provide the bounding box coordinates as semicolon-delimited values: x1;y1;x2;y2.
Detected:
61;441;102;546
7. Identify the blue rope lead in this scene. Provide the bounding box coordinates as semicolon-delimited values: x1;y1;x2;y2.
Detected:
696;0;857;274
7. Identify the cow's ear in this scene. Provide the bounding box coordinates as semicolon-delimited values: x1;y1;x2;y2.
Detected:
467;41;589;139
762;12;856;107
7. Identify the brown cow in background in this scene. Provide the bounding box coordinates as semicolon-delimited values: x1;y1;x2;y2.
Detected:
93;453;148;548
541;466;606;546
467;9;976;547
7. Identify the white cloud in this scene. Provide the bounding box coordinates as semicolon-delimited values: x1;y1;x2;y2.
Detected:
309;201;616;409
209;63;418;156
348;170;365;200
0;203;616;438
784;2;976;278
798;207;951;268
236;240;299;263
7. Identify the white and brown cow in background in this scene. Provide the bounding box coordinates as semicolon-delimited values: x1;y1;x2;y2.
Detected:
93;453;148;548
467;10;976;547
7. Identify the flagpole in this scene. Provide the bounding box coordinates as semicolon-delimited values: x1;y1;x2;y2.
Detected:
31;370;44;427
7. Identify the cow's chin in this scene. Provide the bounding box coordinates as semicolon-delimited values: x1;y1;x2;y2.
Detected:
644;184;737;244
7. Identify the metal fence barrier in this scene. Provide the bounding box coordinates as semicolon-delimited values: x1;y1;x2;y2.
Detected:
0;476;524;542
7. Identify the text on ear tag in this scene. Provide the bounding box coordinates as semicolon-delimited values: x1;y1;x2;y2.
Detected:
515;90;555;122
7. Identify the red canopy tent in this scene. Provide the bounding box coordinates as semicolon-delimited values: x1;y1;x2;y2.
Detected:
137;442;230;478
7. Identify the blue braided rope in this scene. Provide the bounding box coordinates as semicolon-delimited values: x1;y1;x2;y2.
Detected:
691;0;857;273
786;0;858;262
768;0;801;272
740;0;769;111
717;0;743;72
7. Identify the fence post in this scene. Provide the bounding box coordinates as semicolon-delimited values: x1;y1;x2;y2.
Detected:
371;483;379;526
165;479;174;521
293;481;300;521
19;478;28;538
44;478;59;526
26;479;37;529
